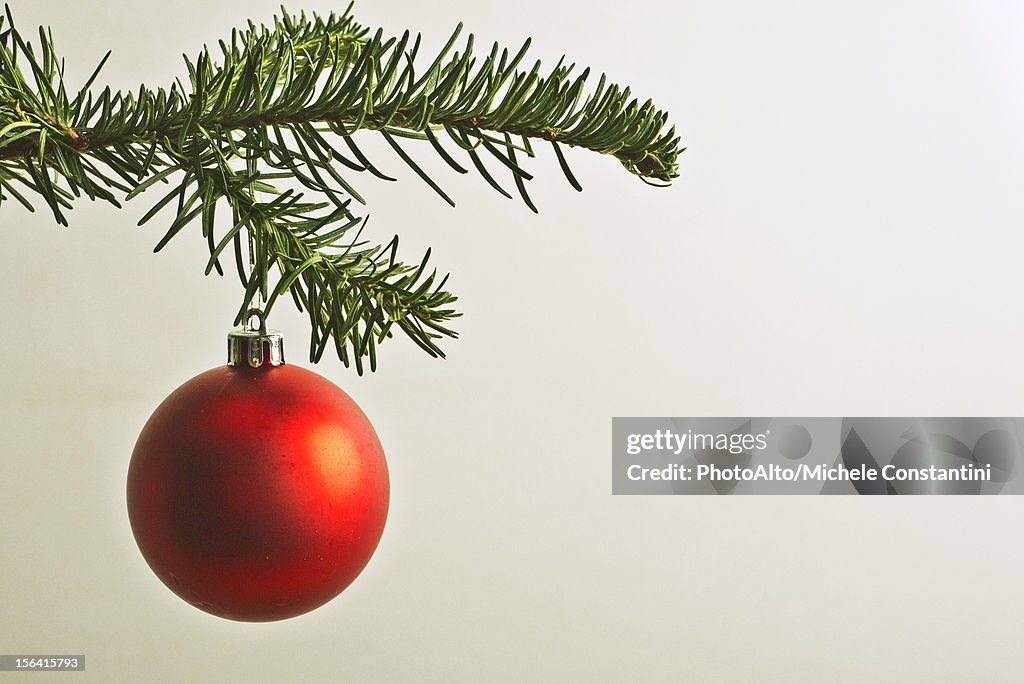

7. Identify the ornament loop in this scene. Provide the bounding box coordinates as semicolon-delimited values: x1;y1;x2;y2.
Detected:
244;308;267;334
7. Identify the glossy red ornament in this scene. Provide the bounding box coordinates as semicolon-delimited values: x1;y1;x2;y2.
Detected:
126;322;389;622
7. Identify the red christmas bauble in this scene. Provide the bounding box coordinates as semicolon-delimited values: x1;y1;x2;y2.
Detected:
127;324;388;622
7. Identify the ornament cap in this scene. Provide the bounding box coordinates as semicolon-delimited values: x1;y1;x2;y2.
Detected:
227;309;285;368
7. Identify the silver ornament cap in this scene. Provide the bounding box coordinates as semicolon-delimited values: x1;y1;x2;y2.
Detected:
227;309;285;368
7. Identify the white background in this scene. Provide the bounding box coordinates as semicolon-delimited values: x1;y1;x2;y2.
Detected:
3;1;1024;681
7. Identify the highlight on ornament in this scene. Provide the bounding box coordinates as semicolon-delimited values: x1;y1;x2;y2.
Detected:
0;3;680;620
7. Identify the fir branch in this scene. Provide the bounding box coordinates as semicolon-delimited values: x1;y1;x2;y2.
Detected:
0;3;683;371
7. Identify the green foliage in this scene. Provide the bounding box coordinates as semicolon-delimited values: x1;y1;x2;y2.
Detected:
0;3;682;372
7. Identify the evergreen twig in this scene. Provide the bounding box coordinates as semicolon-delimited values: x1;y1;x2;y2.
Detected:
0;3;683;371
